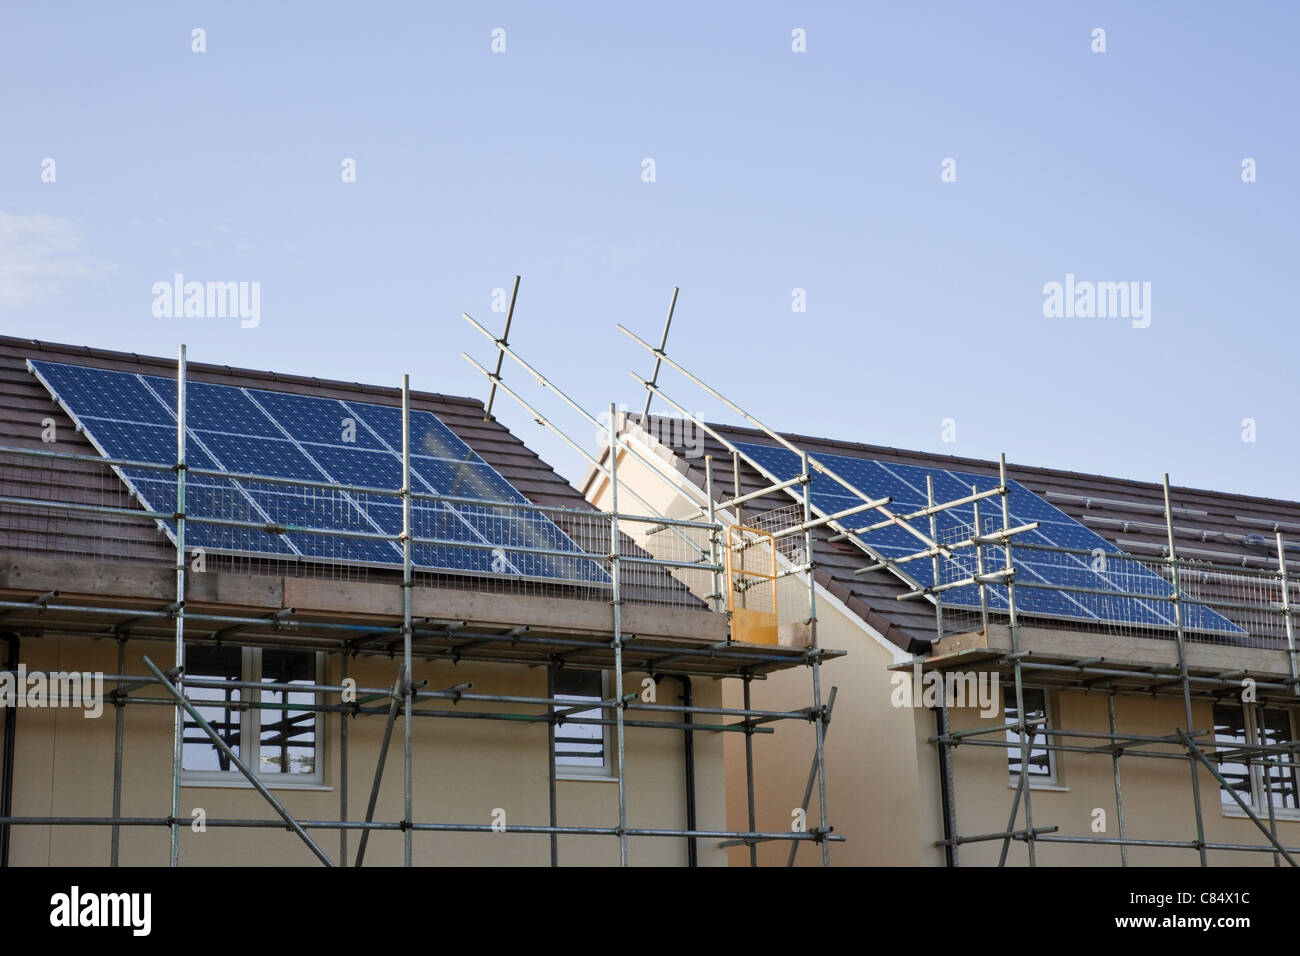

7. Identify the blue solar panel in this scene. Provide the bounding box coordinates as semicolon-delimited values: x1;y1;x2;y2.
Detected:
733;441;1244;636
29;360;606;585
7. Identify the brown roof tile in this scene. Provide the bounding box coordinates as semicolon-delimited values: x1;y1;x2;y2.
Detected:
621;416;1300;652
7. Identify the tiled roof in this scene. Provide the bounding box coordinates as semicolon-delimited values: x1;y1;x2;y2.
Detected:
0;336;696;609
610;415;1300;652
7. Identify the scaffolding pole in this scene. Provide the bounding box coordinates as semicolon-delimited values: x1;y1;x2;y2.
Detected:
483;275;520;422
547;663;559;867
339;650;349;865
609;405;629;866
1001;453;1036;867
401;374;415;867
1279;533;1298;696
802;452;831;866
743;675;757;867
1164;474;1209;867
111;634;126;867
639;286;679;426
1106;693;1128;867
169;344;187;868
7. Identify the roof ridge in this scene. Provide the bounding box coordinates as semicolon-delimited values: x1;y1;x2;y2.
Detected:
1;334;485;410
635;413;1300;511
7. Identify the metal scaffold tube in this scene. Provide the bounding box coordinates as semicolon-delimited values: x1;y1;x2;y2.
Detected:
743;675;757;868
609;405;628;866
401;374;414;867
1107;694;1128;867
1164;474;1209;867
169;344;187;868
801;452;831;867
1000;453;1036;868
111;635;126;867
547;664;559;867
1279;532;1298;696
339;650;349;865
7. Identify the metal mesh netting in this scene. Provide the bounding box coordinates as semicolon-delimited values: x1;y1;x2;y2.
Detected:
0;449;718;611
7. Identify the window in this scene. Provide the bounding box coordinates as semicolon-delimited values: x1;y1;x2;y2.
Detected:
553;669;612;777
1005;686;1056;785
182;645;322;786
1213;704;1299;816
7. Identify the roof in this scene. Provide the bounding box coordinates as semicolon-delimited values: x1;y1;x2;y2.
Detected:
0;335;690;608
598;414;1300;654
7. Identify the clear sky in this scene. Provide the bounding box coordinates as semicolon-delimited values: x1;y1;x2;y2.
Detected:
2;1;1296;500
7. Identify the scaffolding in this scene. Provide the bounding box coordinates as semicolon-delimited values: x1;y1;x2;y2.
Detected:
609;316;1300;867
3;284;1296;867
0;300;845;866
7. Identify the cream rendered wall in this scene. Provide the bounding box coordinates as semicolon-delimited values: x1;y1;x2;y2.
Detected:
6;631;726;866
716;601;940;866
589;440;942;865
941;687;1299;866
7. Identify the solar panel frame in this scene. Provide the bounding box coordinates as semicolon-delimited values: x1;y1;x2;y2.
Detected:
28;360;607;587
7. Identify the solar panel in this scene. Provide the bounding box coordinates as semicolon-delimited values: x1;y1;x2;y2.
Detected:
733;441;1244;636
28;360;606;586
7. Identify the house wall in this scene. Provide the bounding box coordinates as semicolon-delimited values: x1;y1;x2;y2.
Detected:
4;630;726;866
941;687;1299;866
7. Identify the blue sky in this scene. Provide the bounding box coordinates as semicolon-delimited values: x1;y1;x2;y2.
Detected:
2;1;1296;499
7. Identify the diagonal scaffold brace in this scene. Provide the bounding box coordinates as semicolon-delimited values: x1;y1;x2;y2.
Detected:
142;655;336;867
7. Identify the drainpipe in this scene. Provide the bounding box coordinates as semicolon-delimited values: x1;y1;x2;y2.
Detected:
0;633;17;868
663;674;697;866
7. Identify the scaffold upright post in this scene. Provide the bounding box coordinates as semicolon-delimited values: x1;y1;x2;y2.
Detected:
609;405;628;866
972;488;990;637
339;650;349;865
483;275;520;421
927;476;942;641
547;663;559;867
401;374;415;867
169;343;187;868
801;451;830;866
110;634;126;867
743;674;757;867
705;455;722;613
639;286;679;425
1163;474;1208;867
1107;693;1128;866
1001;453;1036;867
1278;533;1298;696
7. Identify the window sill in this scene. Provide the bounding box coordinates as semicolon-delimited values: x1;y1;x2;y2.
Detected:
1008;782;1070;792
556;774;619;783
181;779;331;791
1221;805;1300;823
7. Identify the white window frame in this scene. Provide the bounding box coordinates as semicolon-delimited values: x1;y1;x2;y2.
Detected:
181;647;325;789
554;669;615;781
1005;685;1058;788
1215;703;1300;821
